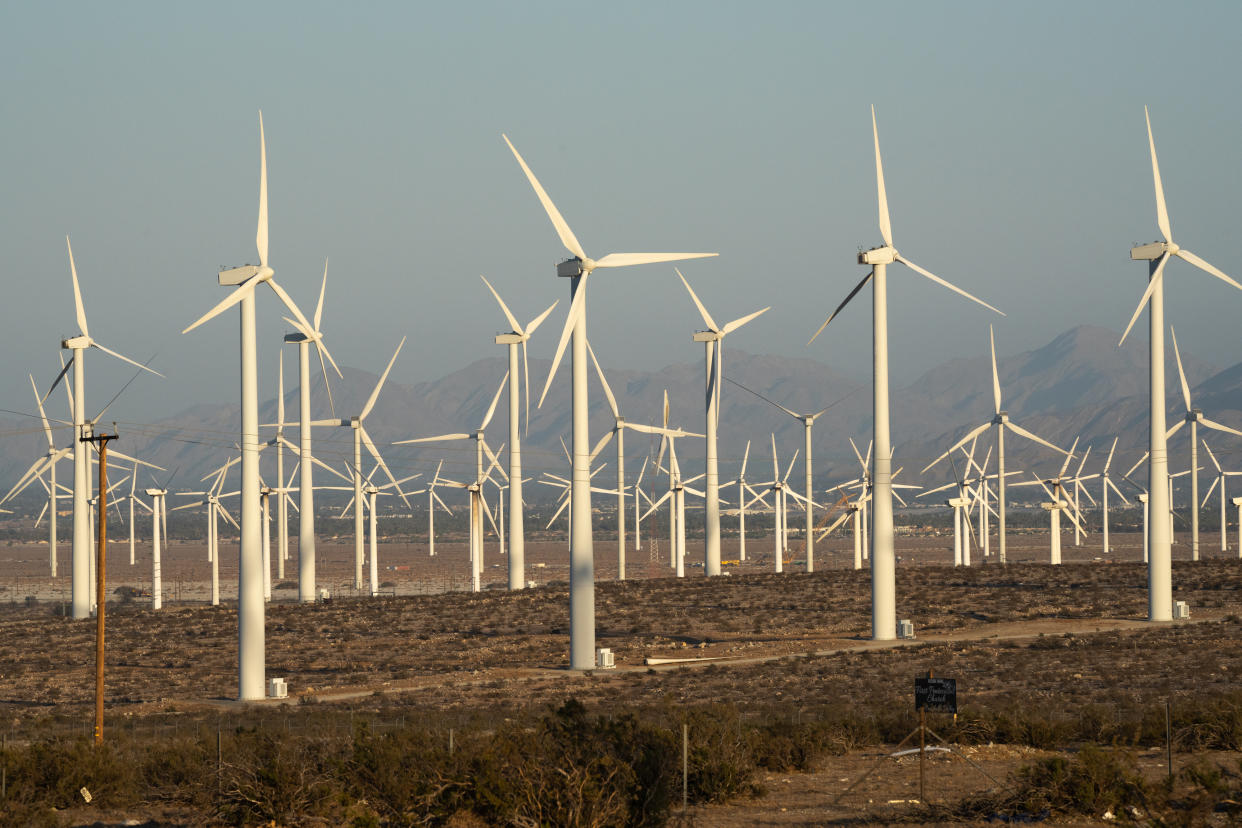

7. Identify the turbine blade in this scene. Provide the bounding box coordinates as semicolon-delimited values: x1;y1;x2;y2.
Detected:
1119;250;1170;346
740;440;750;478
1145;106;1172;244
360;425;409;507
183;279;258;334
897;255;1004;316
501;134;586;260
872;105;892;248
265;279;315;341
990;324;1002;413
589;429;615;464
525;300;558;337
721;306;770;335
1203;440;1222;473
538;271;590;408
920;422;990;474
808;270;873;344
1176;248;1242;293
314;258;328;331
1104;436;1119;473
480;275;521;332
1006;421;1069;457
586;340;620;420
1170;326;1192;412
593;252;717;269
66;236;89;338
360;336;405;420
724;376;799;418
1057;437;1079;479
480;371;509;430
1200;417;1242;439
256;112;269;267
396;433;472;444
43;356;74;406
1165;419;1186;440
91;342;164;378
1203;476;1219;508
675;268;719;332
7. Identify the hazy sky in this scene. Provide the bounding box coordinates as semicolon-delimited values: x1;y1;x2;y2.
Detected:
3;1;1241;426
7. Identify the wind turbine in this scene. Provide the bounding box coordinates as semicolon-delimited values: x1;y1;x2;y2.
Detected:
333;469;422;597
503;133;716;670
586;343;689;581
754;434;804;573
674;269;768;576
0;375;74;576
919;442;985;567
1167;327;1242;561
180;113;315;699
281;259;343;603
312;338;410;592
142;470;174;610
726;378;832;572
1200;441;1242;555
480;275;557;590
809;107;1003;639
172;466;238;606
1119;107;1242;621
424;460;454;557
49;237;162;619
1012;438;1086;565
1099;438;1129;556
397;375;509;593
921;325;1067;564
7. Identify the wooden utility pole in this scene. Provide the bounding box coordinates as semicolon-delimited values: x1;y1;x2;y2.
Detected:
83;432;117;746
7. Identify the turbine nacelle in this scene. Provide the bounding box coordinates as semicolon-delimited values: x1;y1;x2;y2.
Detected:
1130;241;1166;261
691;330;722;343
218;265;265;286
62;335;91;350
494;333;523;345
993;411;1009;424
557;257;588;277
859;245;897;266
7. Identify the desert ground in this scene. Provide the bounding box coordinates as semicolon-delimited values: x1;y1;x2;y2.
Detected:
1;526;1240;825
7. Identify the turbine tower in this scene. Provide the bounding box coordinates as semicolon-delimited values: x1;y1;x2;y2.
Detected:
503;134;715;669
809;107;1002;639
480;275;556;590
281;260;342;603
674;269;768;576
1119;107;1242;622
727;378;832;572
182;113;314;700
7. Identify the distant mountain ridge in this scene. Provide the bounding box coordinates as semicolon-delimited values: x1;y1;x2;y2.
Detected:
1;325;1236;507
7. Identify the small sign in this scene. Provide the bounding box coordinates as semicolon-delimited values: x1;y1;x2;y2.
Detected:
80;786;93;803
914;677;957;713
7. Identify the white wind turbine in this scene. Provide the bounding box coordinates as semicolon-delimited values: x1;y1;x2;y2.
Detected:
332;469;422;597
1011;438;1087;565
172;466;238;607
397;374;509;593
181;113;316;700
809;107;1003;640
1167;327;1242;561
921;325;1067;564
49;237;162;619
726;378;833;573
1119;107;1242;622
674;268;769;576
312;338;410;592
1099;438;1129;556
480;275;557;590
1069;447;1096;547
0;375;74;576
919;442;986;567
503;134;716;670
1200;441;1242;555
755;434;804;574
424;460;454;558
586;343;691;581
281;260;343;603
141;472;173;610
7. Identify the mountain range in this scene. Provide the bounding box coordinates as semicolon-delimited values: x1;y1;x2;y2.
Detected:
4;325;1239;509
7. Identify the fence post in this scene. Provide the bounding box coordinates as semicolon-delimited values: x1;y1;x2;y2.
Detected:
1166;699;1173;783
449;728;454;756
